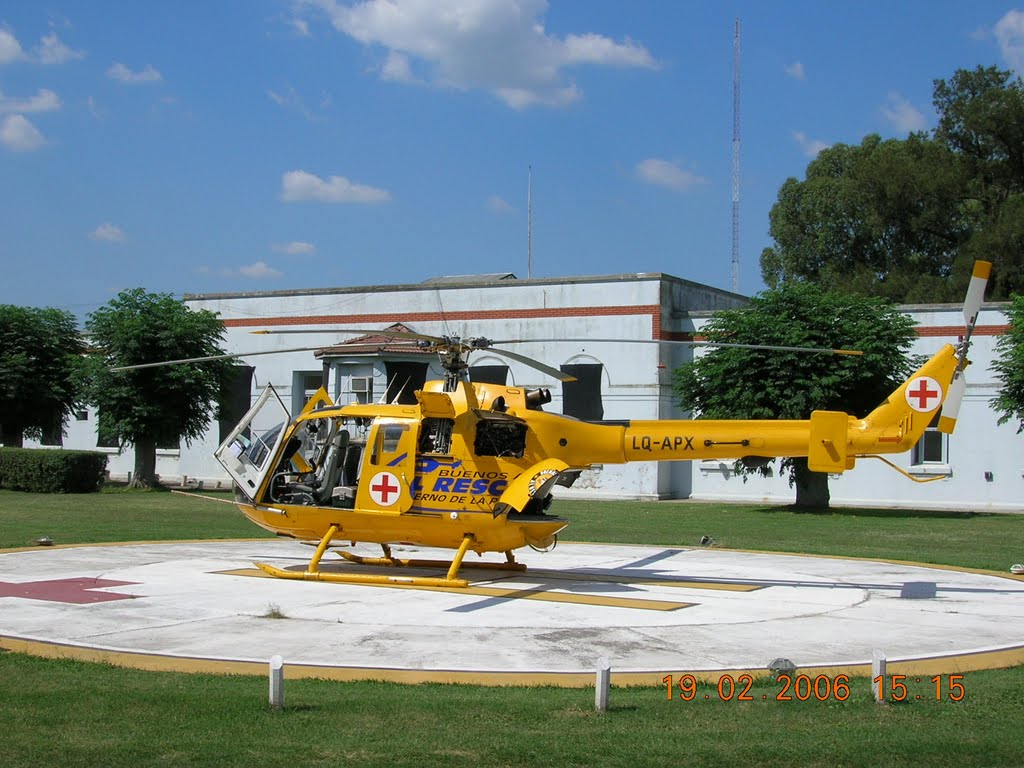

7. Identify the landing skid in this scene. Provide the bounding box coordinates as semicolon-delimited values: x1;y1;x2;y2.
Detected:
253;526;525;588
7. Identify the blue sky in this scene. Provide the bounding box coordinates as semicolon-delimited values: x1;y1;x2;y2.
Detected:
2;1;1023;318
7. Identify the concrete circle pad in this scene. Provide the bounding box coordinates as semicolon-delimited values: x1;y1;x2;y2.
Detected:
2;540;1022;685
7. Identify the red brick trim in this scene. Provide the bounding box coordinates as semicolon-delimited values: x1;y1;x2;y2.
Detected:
915;325;1009;337
661;325;1010;344
223;305;663;331
221;309;1009;343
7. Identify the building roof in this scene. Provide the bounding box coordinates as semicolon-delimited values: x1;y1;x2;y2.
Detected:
314;323;434;358
183;271;746;303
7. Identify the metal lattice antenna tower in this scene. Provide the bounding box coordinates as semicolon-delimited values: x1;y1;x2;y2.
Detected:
731;18;741;293
527;165;533;279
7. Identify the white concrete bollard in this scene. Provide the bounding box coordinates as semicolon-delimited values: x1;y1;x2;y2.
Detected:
595;656;611;712
269;655;285;710
872;649;887;703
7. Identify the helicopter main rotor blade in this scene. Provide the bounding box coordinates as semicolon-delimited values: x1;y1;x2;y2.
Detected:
485;347;578;382
109;345;326;371
252;328;443;344
491;338;864;356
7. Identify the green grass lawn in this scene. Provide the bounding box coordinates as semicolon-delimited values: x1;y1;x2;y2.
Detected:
0;487;271;548
1;489;1023;768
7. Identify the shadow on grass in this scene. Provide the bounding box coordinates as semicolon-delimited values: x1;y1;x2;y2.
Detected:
752;505;990;520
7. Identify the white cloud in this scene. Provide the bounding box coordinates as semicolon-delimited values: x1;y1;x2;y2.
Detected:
87;96;104;119
487;194;514;213
238;261;284;279
0;115;46;152
89;223;126;242
267;85;320;121
305;0;657;108
634;158;709;192
381;50;416;83
495;83;580;108
785;61;805;80
995;9;1024;73
281;169;391;203
34;32;85;64
289;17;311;37
0;27;25;64
107;62;163;84
969;25;991;42
0;88;61;114
880;92;927;133
562;33;654;67
271;241;317;255
792;131;830;158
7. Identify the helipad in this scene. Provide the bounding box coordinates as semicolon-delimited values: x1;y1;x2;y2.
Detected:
2;540;1022;686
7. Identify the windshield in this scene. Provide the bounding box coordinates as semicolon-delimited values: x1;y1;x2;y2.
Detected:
246;423;283;469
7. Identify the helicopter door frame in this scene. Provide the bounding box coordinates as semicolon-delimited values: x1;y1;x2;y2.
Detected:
360;418;418;513
214;384;292;501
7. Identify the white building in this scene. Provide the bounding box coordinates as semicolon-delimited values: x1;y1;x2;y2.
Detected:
43;273;1020;511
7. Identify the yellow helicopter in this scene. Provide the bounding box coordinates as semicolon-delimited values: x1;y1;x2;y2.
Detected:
122;261;991;589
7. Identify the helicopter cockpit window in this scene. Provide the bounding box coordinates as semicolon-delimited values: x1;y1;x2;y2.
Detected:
371;424;409;464
419;417;454;455
245;423;283;469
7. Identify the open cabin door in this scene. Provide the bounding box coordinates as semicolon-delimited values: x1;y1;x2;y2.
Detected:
215;385;291;501
358;419;418;513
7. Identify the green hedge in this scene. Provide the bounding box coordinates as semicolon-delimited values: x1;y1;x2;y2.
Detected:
0;448;108;493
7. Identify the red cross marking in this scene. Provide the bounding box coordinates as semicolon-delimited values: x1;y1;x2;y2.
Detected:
907;378;941;411
371;472;400;505
0;578;139;604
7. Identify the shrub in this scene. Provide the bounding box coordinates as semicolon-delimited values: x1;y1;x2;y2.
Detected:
0;448;107;493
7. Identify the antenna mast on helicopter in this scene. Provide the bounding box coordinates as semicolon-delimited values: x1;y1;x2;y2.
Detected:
731;18;741;293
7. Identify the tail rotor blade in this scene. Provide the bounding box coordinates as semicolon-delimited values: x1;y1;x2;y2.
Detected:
963;261;991;333
938;372;966;434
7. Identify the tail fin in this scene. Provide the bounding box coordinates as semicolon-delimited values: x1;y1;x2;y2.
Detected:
849;259;991;456
849;344;960;456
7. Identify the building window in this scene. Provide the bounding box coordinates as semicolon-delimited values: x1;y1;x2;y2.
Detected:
75;410;88;421
469;365;509;385
96;410;119;449
40;419;63;447
384;361;428;405
218;365;255;444
292;371;324;414
560;363;604;421
911;413;948;466
351;376;373;404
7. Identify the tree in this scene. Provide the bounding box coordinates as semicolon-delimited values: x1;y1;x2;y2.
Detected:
761;66;1024;302
992;294;1024;433
674;284;917;508
760;134;974;302
84;289;232;488
933;66;1024;297
0;305;85;447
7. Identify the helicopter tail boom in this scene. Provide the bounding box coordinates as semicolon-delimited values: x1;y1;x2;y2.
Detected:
606;341;961;474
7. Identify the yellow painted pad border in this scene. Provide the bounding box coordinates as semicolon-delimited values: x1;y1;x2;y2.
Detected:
3;634;1023;689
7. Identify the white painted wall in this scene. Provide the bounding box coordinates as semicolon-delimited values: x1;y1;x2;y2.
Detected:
36;275;1021;511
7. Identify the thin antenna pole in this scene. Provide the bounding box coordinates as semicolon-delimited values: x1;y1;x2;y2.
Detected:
731;18;741;293
527;165;533;279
